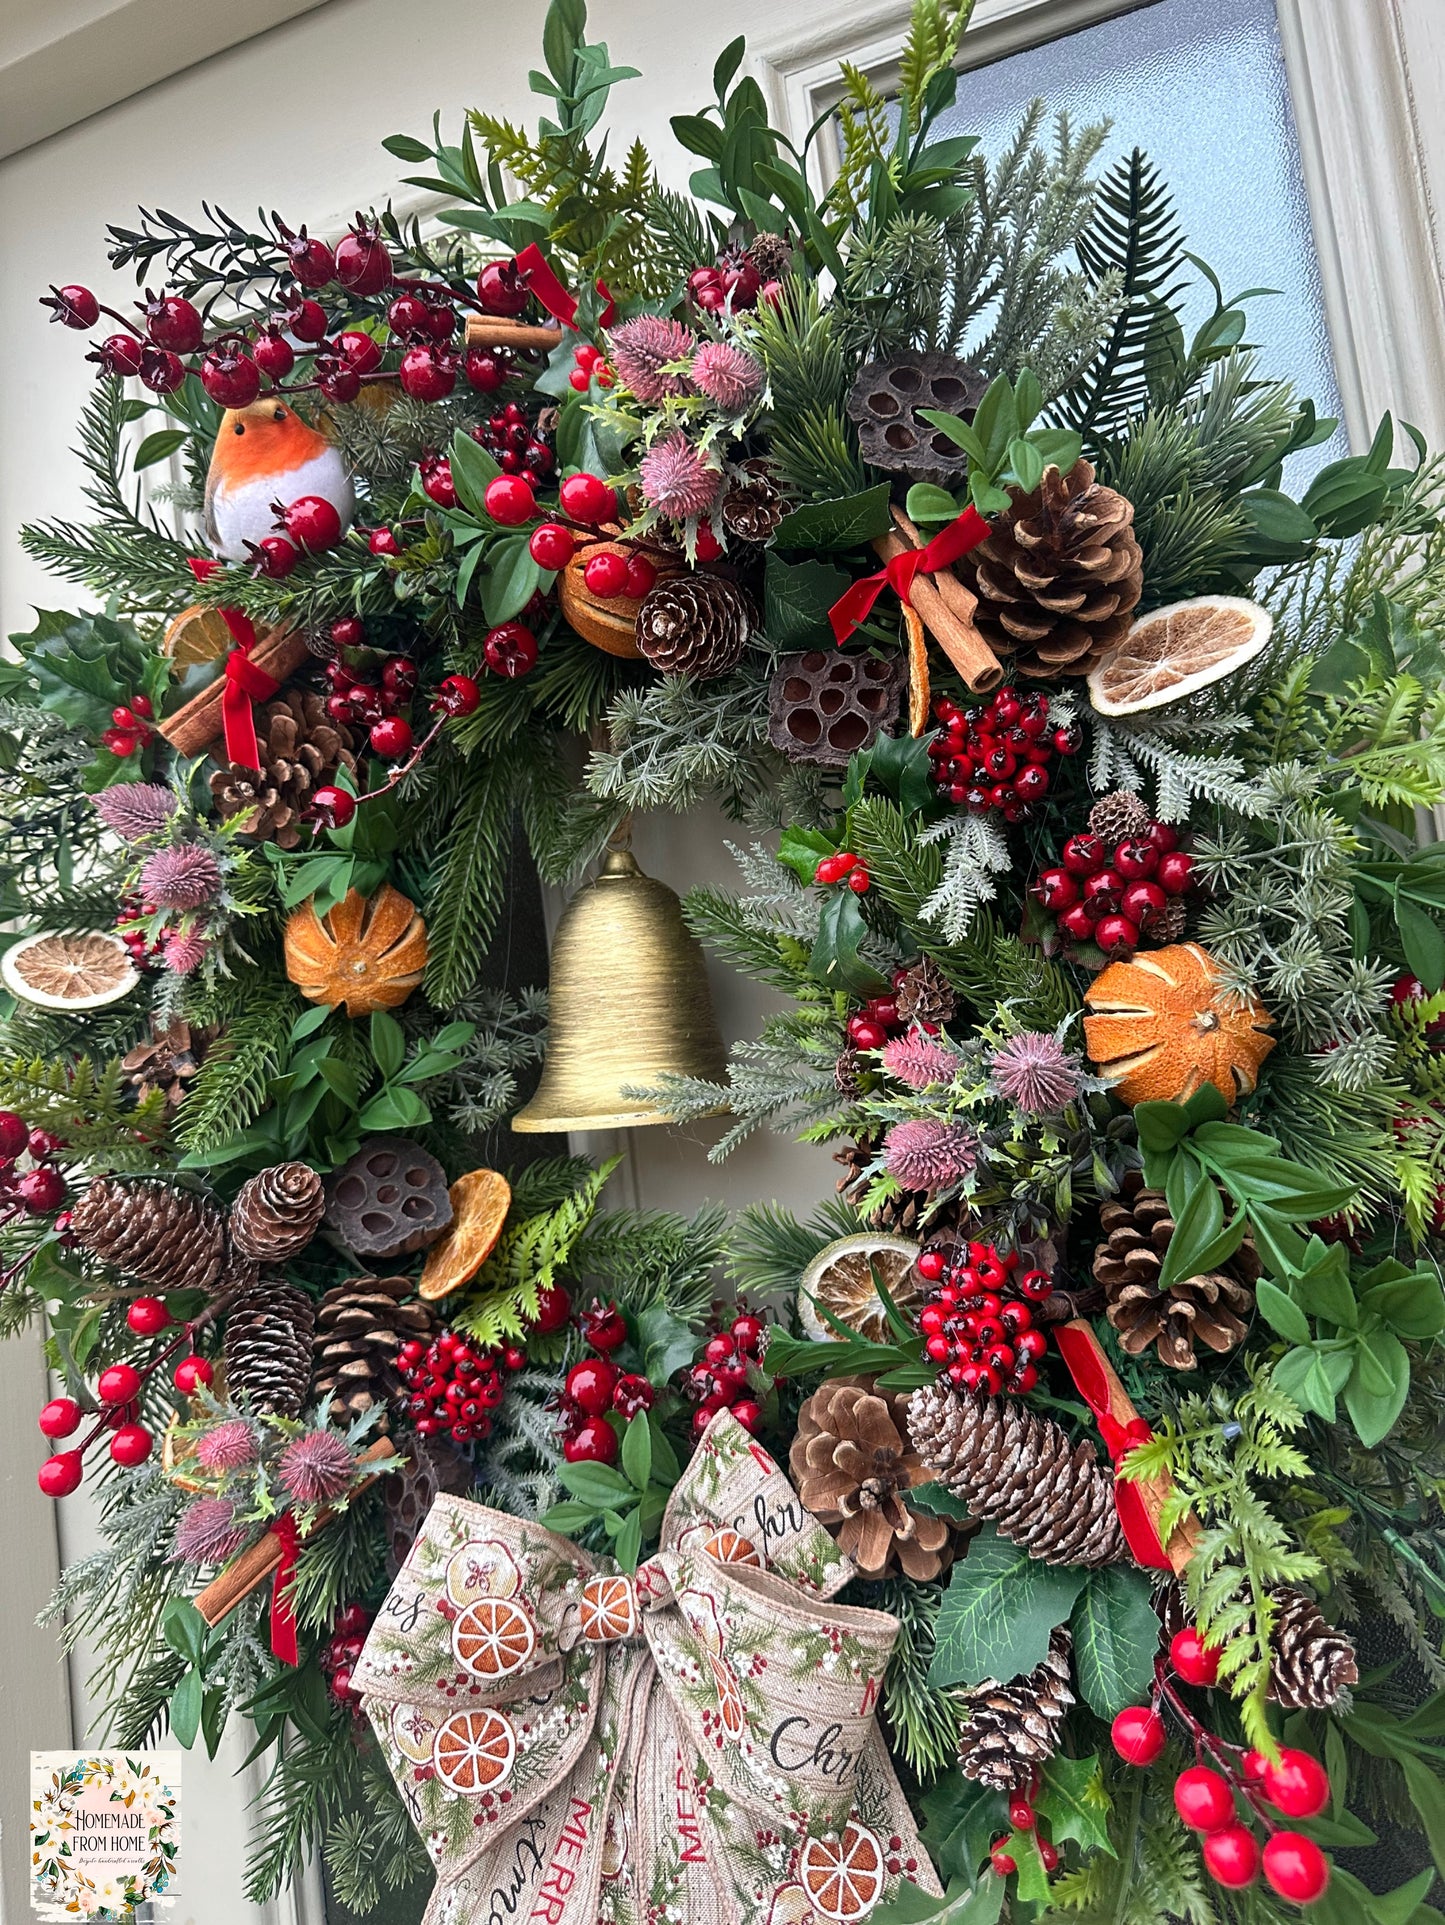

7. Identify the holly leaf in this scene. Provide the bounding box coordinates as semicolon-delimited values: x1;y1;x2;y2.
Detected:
1068;1567;1161;1718
773;484;893;551
1004;1829;1051;1907
763;553;851;647
873;1878;1004;1924
810;887;888;996
930;1528;1086;1688
1038;1752;1115;1856
777;825;837;888
919;1774;1007;1885
909;1482;974;1522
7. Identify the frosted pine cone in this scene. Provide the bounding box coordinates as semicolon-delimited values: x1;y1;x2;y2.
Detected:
1268;1589;1359;1709
230;1162;325;1263
957;1628;1075;1790
635;575;752;679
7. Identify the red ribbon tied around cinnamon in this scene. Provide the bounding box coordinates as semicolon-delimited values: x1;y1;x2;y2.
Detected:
513;242;616;332
1052;1319;1174;1572
187;558;279;770
828;504;991;644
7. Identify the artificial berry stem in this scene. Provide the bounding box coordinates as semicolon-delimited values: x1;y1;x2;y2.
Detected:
1152;1655;1278;1834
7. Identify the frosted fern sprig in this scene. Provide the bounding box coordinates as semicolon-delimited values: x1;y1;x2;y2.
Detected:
916;812;1012;942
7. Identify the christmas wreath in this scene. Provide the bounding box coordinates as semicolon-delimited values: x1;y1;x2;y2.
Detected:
8;1;1445;1918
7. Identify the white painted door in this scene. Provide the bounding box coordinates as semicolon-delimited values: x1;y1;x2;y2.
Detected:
3;2;1445;1920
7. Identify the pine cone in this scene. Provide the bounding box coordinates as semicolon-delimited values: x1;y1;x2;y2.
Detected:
1087;790;1151;843
907;1384;1129;1567
790;1377;952;1580
746;233;794;282
70;1177;226;1294
312;1275;435;1431
635;574;752;679
835;1047;864;1097
894;956;957;1028
833;1137;961;1241
956;459;1143;678
721;459;789;543
1268;1588;1359;1709
1093;1171;1258;1370
957;1628;1075;1790
230;1162;326;1263
1151;898;1188;944
223;1276;316;1416
121;1021;211;1109
383;1436;474;1576
209;689;357;849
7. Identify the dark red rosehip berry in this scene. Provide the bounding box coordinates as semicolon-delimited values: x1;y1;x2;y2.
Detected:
1032;868;1078;912
369;527;401;556
369;716;414;758
329;615;366;650
1081;869;1125;916
0;1111;28;1159
1057;904;1098;943
1095;913;1140;958
1013;763;1050;802
253;328;295;379
309;785;356;829
143;292;203;354
1148;820;1180;855
731;1312;766;1354
434;673;481;717
38;1452;84;1498
420;457;456;507
1156;851;1195;895
1053;723;1082;755
529;1284;572;1334
89;334;146;376
1061;833;1108;876
139;347;186;393
564;1416;619;1464
18;1166;67;1212
44;284;101;329
278;296;328;342
915;1249;947;1283
317;359;362;403
38;1397;82;1439
282;227;336;288
624;554;657;597
580;1299;627;1352
126;1296;171;1336
558;472;617;525
464;348;509;391
612;1375;654;1418
201;343;261;409
381;657;417;696
424;305;456;341
1114;836;1158;881
399;344;456;401
1120;879;1168;929
334;329;381;375
275;494;343;552
583;550;629;597
476;260;530;316
334;220;392;295
483;622;538;678
387;292;430;336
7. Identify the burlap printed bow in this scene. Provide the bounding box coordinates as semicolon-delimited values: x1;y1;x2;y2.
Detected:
355;1410;941;1925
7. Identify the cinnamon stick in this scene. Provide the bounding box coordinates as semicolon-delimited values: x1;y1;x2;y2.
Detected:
889;507;988;631
192;1438;400;1628
158;627;310;759
464;316;567;353
872;531;1003;693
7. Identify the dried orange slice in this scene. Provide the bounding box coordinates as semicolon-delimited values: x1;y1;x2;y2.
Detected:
418;1168;513;1301
799;1235;921;1343
1088;595;1272;715
446;1540;522;1607
799;1822;887;1922
702;1527;762;1567
708;1653;747;1737
579;1574;638;1643
1;931;138;1011
431;1708;517;1795
162;602;236;668
391;1701;442;1764
453;1597;537;1679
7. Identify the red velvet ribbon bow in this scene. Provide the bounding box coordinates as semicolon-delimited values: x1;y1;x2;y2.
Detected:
513;242;616;331
269;1513;302;1665
188;558;280;770
828;504;991;645
1052;1319;1173;1571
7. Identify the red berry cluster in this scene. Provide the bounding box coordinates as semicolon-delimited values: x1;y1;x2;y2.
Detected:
470;399;556;480
567;341;615;393
928;691;1081;821
988;1783;1060;1879
1110;1628;1332;1904
844;970;914;1052
915;1242;1050;1397
683;1312;769;1442
117;894;164;970
580;548;657;602
100;691;155;759
324;635;420;759
688;251;772;314
37;1322;212;1499
0;1110;69;1217
815;850;871;896
1032;822;1194;959
559;1299;657;1466
321;1601;373;1709
400;1330;518;1447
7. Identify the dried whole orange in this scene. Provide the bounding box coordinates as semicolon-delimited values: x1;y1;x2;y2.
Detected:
1084;942;1275;1107
283;885;427;1017
418;1168;513;1301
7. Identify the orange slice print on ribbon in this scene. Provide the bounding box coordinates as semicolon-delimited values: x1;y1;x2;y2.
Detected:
707;1653;747;1738
579;1573;638;1643
431;1708;517;1796
446;1540;522;1607
452;1597;537;1680
390;1701;442;1764
702;1527;762;1567
799;1822;887;1922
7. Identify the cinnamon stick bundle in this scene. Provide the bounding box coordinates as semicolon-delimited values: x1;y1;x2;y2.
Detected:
192;1437;399;1628
159;627;310;759
464;316;567;353
872;508;1003;693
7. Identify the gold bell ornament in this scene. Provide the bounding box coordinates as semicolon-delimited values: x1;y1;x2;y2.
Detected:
512;840;726;1133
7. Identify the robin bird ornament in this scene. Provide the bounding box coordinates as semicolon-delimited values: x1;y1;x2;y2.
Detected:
204;398;355;560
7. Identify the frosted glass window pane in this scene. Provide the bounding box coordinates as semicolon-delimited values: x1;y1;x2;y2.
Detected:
910;0;1346;478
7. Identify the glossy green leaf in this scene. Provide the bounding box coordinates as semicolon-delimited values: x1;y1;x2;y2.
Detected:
1255;1278;1314;1345
763;553;851;647
1069;1567;1160;1718
810;886;887;996
930;1528;1086;1688
773;484;893;551
1037;1752;1115;1856
621;1413;652;1492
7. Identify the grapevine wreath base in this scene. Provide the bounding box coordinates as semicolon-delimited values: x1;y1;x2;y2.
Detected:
9;2;1445;1921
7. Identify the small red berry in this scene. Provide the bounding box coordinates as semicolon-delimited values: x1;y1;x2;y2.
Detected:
249;535;299;578
281;229;335;288
1032;868;1079;912
624;554;657;598
97;1363;142;1407
483;622;538;678
485;474;537;526
309;785;357;829
110;1422;153;1467
564;1416;619;1464
476;260;529;316
580;1299;628;1352
583;550;630;598
730;1397;763;1434
1148;820;1179;855
1057;904;1098;943
1120;879;1168;929
1174;1767;1236;1833
369;716;414;759
38;1451;84;1498
277;494;343;552
1081;868;1125;916
44;284;100;329
1261;1749;1330;1820
1203;1826;1260;1890
330;615;366;650
1169;1626;1220;1686
731;1312;766;1354
915;1249;947;1284
464;349;509;391
144;293;203;354
612;1375;655;1418
90;334;145;375
1008;1799;1035;1831
200;344;261;409
848;866;871;894
1156;851;1195;895
1111;1706;1165;1766
530;1284;572;1334
1062;833;1108;876
1114;837;1159;880
1095;914;1140;958
558;472;617;525
38;1397;82;1439
529;523;574;570
1262;1833;1329;1905
369;527;402;556
0;1111;28;1158
139;347;186;394
435;674;481;718
126;1297;171;1337
17;1166;66;1212
335;221;392;296
990;1848;1016;1878
1038;1840;1059;1872
420;457;456;507
399;343;456;401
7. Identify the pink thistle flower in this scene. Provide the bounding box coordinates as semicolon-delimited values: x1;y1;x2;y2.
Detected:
138;843;222;910
880;1030;960;1090
277;1429;356;1505
990;1031;1084;1114
690;340;764;412
160;930;209;977
607;315;696;403
192;1417;259;1474
639;431;721;520
93;784;177;842
173;1496;249;1566
883;1119;979;1192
